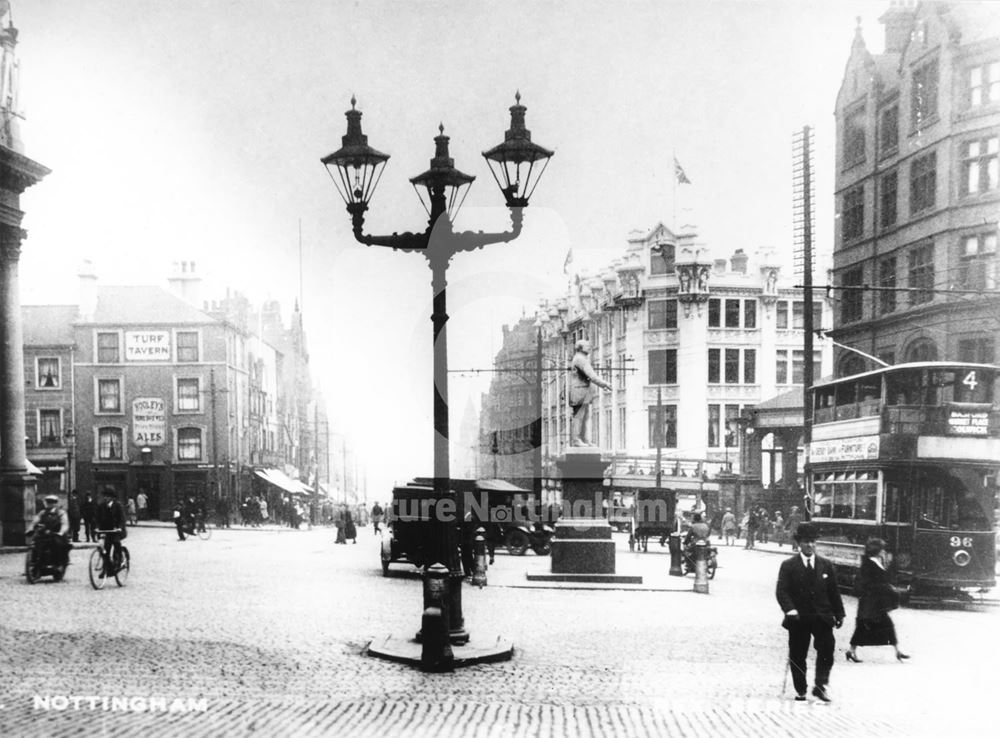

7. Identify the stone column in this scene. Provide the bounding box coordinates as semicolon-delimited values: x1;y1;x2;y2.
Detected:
0;223;35;545
0;144;50;546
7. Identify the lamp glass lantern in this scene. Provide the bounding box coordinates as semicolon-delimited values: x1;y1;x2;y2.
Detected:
482;92;554;207
321;96;390;209
409;124;475;221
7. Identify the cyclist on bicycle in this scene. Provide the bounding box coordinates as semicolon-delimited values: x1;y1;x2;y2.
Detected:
683;512;711;565
95;487;127;568
31;494;71;566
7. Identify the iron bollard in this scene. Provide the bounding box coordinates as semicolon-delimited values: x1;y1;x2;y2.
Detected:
668;532;684;576
472;528;488;589
693;540;709;594
421;563;454;671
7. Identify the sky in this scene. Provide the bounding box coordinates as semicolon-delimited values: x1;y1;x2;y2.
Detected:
10;0;907;498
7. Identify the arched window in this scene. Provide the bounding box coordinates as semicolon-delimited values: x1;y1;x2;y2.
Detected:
905;338;938;362
839;354;866;378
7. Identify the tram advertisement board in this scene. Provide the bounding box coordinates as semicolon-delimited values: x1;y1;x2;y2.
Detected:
946;408;989;436
808;435;880;463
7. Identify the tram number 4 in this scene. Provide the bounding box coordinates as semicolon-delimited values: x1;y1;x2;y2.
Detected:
950;536;974;548
962;371;978;391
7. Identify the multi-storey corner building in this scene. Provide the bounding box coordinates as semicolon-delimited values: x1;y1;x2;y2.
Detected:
481;223;832;510
830;1;999;372
21;261;325;519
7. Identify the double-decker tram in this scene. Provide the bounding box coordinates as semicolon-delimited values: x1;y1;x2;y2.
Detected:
807;362;999;598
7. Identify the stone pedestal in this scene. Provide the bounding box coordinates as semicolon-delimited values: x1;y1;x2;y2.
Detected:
1;471;36;546
527;447;642;585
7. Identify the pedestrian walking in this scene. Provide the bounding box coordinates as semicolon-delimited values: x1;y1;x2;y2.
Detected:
773;511;785;546
344;509;357;544
334;506;346;544
371;501;384;534
126;496;137;526
847;538;910;663
721;508;737;546
67;489;82;542
259;497;269;524
757;507;771;544
136;489;148;521
81;491;97;543
775;522;845;703
785;506;804;552
744;509;758;549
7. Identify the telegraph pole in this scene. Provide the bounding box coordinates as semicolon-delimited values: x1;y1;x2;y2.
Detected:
210;368;220;504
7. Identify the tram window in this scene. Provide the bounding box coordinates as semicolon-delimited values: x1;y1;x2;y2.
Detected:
814;482;833;517
856;480;877;520
857;377;881;416
832;483;854;518
953;369;995;404
884;482;912;523
887;370;919;405
835;382;856;406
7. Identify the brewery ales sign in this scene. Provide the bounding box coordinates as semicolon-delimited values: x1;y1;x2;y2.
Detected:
133;398;166;446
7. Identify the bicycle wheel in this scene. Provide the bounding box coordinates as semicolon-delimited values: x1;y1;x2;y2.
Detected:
197;524;212;541
88;548;107;590
114;547;130;587
24;548;39;584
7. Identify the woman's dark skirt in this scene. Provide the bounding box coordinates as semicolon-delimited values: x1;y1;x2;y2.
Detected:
850;613;898;647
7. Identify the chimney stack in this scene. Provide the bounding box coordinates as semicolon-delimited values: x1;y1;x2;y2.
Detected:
730;249;748;274
880;0;916;54
167;260;203;307
77;260;97;321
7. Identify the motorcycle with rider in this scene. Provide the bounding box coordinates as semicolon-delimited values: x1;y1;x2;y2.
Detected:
25;494;71;583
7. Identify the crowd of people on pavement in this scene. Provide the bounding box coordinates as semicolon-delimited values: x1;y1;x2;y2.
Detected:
703;504;806;550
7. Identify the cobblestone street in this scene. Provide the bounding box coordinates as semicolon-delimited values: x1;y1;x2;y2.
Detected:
0;526;997;737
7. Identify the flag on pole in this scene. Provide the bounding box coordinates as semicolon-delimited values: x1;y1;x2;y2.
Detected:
674;156;691;184
563;248;574;274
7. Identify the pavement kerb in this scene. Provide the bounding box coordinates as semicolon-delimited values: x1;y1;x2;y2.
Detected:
0;520;330;554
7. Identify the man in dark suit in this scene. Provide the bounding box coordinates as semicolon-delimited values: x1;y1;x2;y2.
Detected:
775;522;845;703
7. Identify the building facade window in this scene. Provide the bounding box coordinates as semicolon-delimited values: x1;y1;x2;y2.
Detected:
909;151;936;214
650;243;675;275
878;256;897;315
724;299;741;328
841;267;863;323
879;170;898;230
177;427;203;461
648;405;677;449
776;349;823;384
958;337;996;364
911;57;939;129
36;357;60;389
961;137;999;195
843;103;866;167
878;104;899;156
97;379;122;413
648;349;677;384
744;300;757;329
905;338;938;362
907;243;935;305
97;332;120;364
709;348;755;384
38;409;61;444
958;232;997;290
707;404;720;447
176;331;200;362
842;185;864;241
97;427;123;460
648;299;678;329
710;298;756;328
708;299;720;327
968;62;1000;107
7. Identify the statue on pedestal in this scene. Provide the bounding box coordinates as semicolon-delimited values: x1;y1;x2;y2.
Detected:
568;340;612;447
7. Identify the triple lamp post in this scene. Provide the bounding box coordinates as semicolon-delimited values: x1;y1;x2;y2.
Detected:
321;93;553;668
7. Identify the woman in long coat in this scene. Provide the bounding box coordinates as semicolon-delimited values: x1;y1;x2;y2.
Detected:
847;538;910;662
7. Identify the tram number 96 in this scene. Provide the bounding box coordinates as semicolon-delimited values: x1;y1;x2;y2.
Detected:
950;536;974;548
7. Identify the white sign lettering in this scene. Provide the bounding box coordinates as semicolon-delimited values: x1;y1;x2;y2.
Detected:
132;397;166;446
125;331;171;361
808;435;880;463
947;410;989;436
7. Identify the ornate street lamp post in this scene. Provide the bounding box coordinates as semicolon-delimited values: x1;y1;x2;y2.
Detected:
322;93;553;653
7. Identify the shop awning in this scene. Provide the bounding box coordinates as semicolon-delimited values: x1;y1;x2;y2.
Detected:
255;468;313;495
